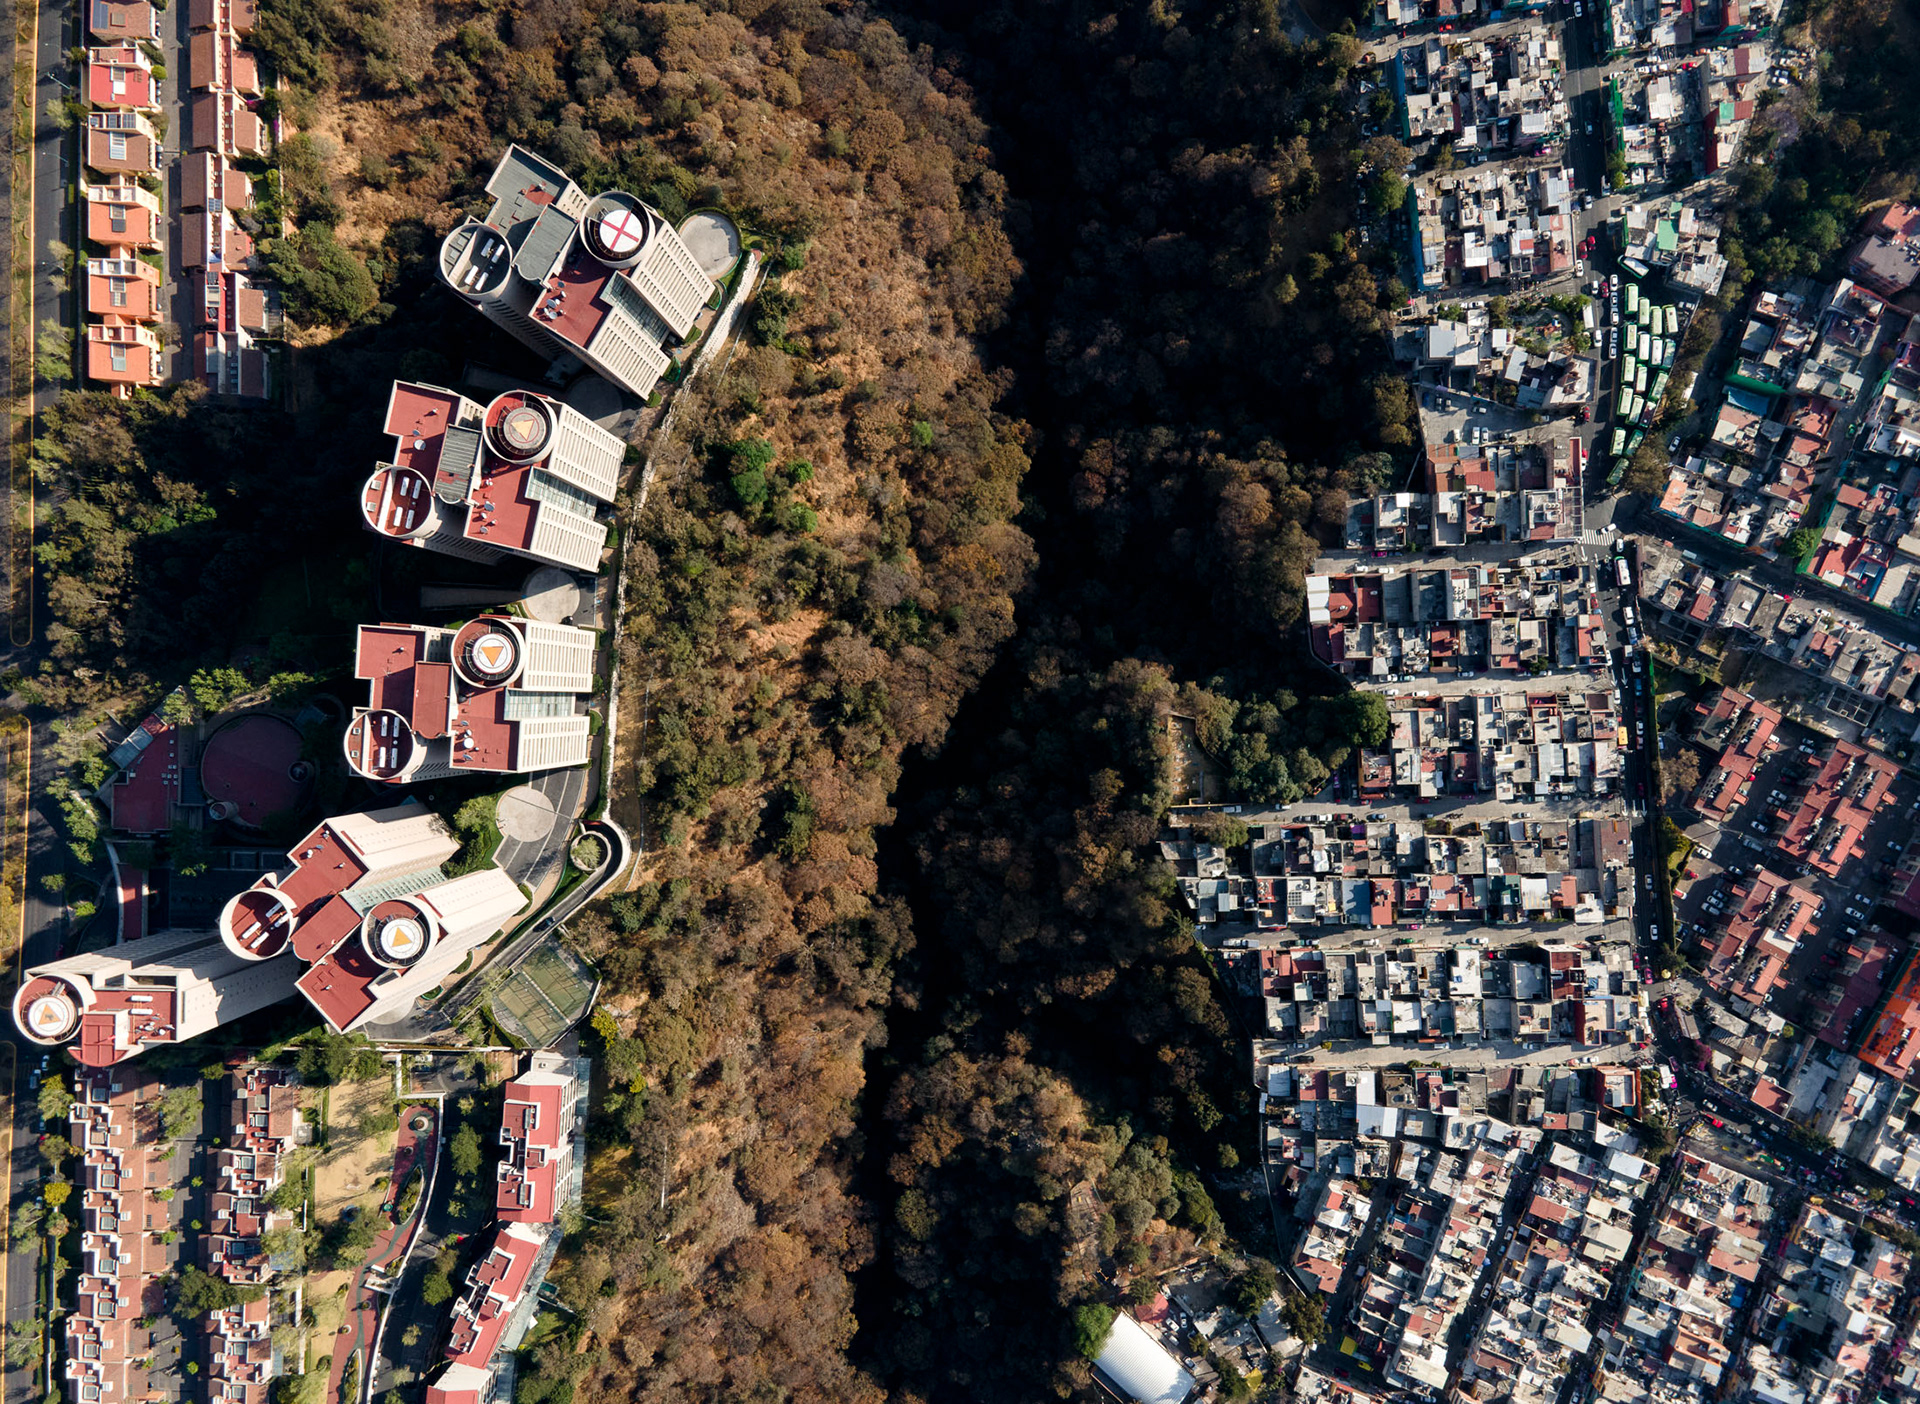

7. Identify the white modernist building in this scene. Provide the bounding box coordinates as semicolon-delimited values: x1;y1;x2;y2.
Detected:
218;804;528;1034
15;926;302;1067
438;144;714;398
359;379;624;573
343;614;598;784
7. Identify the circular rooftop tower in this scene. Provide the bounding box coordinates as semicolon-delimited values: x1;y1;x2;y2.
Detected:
14;975;86;1046
453;617;525;689
580;192;653;271
220;886;297;961
343;709;422;783
361;465;439;539
484;391;557;465
362;898;439;972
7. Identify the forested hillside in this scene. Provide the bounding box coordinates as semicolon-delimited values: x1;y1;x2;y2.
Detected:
224;0;1410;1401
853;2;1407;1396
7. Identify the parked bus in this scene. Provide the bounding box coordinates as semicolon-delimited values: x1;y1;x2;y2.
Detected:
1623;392;1642;423
1638;301;1654;329
1618;386;1635;417
1615;556;1632;587
1639;331;1653;361
1608;458;1628;488
1611;428;1628;457
1634;364;1648;395
1625;283;1640;317
1623;353;1639;380
1629;429;1646;454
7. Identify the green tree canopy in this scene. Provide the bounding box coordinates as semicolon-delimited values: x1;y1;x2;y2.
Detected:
1070;1302;1116;1360
263;225;378;327
177;1266;263;1316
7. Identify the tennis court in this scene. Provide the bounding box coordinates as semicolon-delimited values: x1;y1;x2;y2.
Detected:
490;940;597;1048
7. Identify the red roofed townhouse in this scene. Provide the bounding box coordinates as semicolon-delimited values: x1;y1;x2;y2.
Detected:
443;1221;546;1368
359;380;625;573
438;145;717;399
1700;867;1817;1010
192;326;271;399
179;203;255;271
205;1294;274;1404
182;149;252;214
1689;687;1781;820
66;1067;163;1404
86;44;156;109
85;322;164;396
208;1066;304;1287
188;89;266;157
212;803;526;1035
188;26;261;94
88;0;158;41
497;1052;580;1223
344;616;598;783
85;182;162;251
85;110;160;176
1861;949;1920;1084
87;256;160;324
1778;740;1899;879
190;0;257;32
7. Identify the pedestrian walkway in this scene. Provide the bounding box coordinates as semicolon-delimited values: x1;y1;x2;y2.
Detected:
326;1106;438;1404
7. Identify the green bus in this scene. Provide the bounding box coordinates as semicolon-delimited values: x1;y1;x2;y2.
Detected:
1625;283;1640;317
1608;458;1628;488
1611;427;1628;456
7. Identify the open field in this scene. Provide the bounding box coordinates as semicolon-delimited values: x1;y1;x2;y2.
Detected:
304;1075;397;1342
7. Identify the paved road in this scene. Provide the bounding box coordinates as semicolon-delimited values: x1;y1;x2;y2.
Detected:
1;0;72;1342
493;763;587;891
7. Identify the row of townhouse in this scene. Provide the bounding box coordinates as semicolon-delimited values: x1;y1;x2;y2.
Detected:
81;0;275;398
1358;691;1629;804
1263;1058;1650;1197
205;1066;306;1404
1307;547;1613;681
65;1068;167;1404
1345;439;1584;554
1169;812;1635;927
1226;938;1649;1048
425;1053;584;1404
